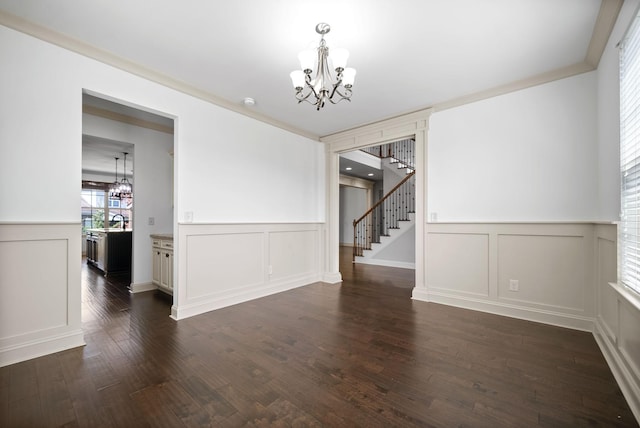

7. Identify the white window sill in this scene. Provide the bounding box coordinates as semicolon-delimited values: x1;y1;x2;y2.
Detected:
609;281;640;312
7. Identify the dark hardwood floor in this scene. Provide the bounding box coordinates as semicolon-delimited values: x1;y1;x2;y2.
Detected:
1;249;637;427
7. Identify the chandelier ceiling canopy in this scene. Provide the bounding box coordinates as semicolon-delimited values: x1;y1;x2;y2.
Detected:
290;23;356;110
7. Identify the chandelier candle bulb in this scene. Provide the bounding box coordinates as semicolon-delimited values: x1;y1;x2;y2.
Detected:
290;70;305;90
298;49;316;73
342;68;356;87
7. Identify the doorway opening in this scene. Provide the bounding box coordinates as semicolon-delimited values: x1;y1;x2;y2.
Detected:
338;138;416;271
324;111;430;291
81;91;176;318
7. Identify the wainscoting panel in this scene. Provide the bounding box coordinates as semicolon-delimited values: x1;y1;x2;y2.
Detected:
269;229;319;282
416;223;596;331
0;223;84;367
592;225;640;421
175;223;324;320
185;232;265;301
426;232;489;297
597;234;618;343
619;300;640;382
0;239;68;336
497;234;585;311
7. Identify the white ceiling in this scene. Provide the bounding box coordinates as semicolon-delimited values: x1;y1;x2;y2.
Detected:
0;0;613;138
82;135;134;178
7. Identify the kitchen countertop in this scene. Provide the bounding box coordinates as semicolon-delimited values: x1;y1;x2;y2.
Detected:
150;233;173;240
87;228;133;233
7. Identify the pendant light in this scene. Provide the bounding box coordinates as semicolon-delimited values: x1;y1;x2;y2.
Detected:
109;156;121;199
118;152;133;199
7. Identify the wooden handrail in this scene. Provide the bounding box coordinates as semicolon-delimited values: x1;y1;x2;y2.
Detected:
360;139;415;170
353;171;415;226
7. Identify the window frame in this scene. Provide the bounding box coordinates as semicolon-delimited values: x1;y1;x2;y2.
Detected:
619;11;640;295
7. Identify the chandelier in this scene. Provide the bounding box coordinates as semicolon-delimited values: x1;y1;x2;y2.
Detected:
109;152;133;200
108;156;120;199
290;23;356;110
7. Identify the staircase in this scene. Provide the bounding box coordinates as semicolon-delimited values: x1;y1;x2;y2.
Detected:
353;139;415;267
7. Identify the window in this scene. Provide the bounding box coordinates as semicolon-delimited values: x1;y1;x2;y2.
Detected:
81;188;105;233
620;12;640;294
81;185;133;232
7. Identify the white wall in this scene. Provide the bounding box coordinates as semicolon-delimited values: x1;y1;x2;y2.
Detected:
0;24;326;366
0;25;324;224
178;108;325;223
428;72;599;222
339;185;367;244
83;114;174;288
369;223;415;268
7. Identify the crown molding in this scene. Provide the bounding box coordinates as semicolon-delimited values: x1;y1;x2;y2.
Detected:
321;0;622;136
0;1;622;142
432;61;595;113
0;10;320;141
432;0;622;113
586;0;624;68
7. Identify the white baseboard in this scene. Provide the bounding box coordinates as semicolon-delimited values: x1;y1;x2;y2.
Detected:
412;288;594;332
173;273;323;320
323;271;343;284
0;329;85;368
594;319;640;424
129;281;157;293
355;258;415;269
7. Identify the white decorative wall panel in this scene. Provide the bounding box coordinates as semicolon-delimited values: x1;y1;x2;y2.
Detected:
419;223;595;330
497;234;585;311
426;233;489;297
592;225;640;423
175;223;324;320
269;230;318;281
619;301;640;382
0;224;84;367
185;232;264;300
0;239;68;338
597;236;618;341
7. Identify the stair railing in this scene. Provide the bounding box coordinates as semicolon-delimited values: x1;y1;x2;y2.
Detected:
353;171;415;260
361;138;415;171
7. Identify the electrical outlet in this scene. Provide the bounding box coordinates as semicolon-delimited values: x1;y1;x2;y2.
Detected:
185;211;194;223
509;279;519;292
148;217;155;226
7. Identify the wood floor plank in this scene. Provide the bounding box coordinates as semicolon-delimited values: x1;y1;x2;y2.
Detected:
0;252;637;427
35;355;76;427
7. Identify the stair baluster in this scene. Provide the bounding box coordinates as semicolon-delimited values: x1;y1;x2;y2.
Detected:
353;171;415;261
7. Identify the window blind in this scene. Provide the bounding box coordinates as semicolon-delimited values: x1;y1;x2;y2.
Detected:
620;12;640;294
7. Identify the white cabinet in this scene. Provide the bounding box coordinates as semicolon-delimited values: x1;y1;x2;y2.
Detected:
152;241;162;285
160;246;173;292
151;236;173;294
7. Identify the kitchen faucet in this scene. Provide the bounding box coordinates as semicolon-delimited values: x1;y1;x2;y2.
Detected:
111;213;125;229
